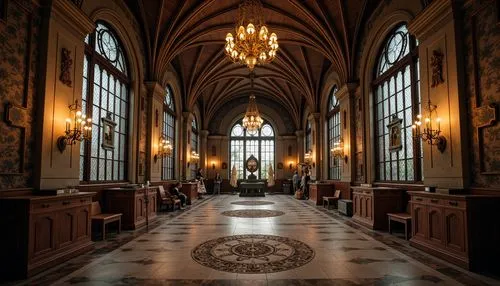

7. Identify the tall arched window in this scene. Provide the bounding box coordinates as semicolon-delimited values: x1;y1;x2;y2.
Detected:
305;120;312;152
327;86;341;180
162;85;175;180
373;24;421;182
230;122;275;179
190;117;199;176
80;22;129;182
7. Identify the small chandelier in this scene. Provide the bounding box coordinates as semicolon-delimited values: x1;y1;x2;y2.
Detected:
412;99;447;153
57;100;92;152
224;0;279;70
331;138;348;163
190;151;200;163
242;73;264;133
154;137;173;162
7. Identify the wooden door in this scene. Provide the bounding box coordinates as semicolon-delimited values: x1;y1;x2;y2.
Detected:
57;208;75;249
29;213;56;261
412;203;427;240
75;206;91;242
428;206;443;244
444;208;466;254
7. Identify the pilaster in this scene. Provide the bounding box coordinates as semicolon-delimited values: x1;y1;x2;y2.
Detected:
336;83;358;183
144;82;164;182
35;0;95;189
408;0;469;188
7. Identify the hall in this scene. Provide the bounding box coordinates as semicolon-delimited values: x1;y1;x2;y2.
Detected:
0;0;499;285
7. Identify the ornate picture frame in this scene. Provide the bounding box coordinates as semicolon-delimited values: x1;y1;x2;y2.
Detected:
387;115;403;152
222;162;227;169
101;113;116;150
277;162;283;169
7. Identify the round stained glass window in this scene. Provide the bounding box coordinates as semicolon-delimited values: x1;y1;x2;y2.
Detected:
261;124;273;137
97;29;119;63
384;31;407;65
232;124;244;137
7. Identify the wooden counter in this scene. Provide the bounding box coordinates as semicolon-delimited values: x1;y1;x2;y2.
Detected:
181;182;198;204
309;183;336;205
408;191;500;274
0;192;95;279
104;187;157;230
351;186;404;230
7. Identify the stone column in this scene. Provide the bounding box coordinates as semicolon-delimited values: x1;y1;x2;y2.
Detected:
295;130;304;165
308;113;321;180
200;130;209;173
35;0;95;189
409;0;469;188
144;82;164;182
182;112;194;180
336;83;359;183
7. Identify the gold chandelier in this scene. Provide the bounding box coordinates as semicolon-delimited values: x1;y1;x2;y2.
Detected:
225;0;279;70
242;73;264;132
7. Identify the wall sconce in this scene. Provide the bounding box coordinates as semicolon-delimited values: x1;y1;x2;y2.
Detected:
190;151;200;164
154;137;173;162
331;138;348;163
412;99;447;153
211;161;216;169
57;100;91;152
288;161;294;170
304;150;315;167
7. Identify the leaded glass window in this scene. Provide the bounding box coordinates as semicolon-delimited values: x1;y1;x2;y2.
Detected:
80;21;129;182
230;122;275;179
162;85;175;180
327;86;341;180
373;24;421;182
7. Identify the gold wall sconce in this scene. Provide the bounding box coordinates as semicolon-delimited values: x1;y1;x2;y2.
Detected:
288;160;294;170
304;150;315;168
331;138;348;163
57;100;91;152
211;160;216;169
190;151;200;164
412;99;446;153
154;137;173;162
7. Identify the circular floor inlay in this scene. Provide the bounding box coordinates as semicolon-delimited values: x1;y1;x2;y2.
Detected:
191;234;315;273
221;209;284;218
231;201;275;206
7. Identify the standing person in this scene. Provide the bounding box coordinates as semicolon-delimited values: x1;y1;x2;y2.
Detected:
292;170;299;193
196;168;206;198
214;172;222;195
171;182;187;208
299;170;306;199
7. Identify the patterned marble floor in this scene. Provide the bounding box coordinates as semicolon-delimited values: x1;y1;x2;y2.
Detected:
12;195;500;286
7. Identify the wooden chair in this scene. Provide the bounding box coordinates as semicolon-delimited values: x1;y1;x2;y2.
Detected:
91;201;122;240
388;204;412;240
323;190;341;209
158;185;181;211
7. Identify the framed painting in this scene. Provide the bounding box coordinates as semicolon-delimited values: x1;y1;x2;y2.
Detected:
387;115;402;152
101;113;116;150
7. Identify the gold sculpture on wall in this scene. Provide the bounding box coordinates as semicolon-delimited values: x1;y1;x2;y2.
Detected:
430;49;444;87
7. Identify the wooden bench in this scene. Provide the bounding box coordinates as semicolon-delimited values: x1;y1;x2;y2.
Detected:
323;190;341;209
158;185;181;211
91;201;122;240
388;204;412;240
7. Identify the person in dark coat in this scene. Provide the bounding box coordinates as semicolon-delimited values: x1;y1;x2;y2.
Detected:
171;182;187;207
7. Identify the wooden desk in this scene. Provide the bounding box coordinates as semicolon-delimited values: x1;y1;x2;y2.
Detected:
104;187;157;230
0;192;95;279
309;183;336;205
408;191;500;274
181;182;198;204
351;186;404;230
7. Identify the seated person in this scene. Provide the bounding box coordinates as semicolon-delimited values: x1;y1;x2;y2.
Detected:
171;182;187;207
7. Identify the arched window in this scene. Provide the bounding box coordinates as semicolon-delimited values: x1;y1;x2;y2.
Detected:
327;86;341;180
230;122;275;179
373;24;421;182
305;120;312;152
80;22;129;182
162;85;175;180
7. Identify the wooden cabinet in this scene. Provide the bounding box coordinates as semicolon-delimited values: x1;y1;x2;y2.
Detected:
181;182;198;204
408;191;500;274
105;187;157;230
0;192;95;279
351;186;404;230
309;183;336;205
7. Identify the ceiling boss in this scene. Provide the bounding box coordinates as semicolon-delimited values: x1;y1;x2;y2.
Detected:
225;0;279;70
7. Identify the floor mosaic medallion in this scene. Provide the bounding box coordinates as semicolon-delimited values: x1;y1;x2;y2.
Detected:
231;201;275;206
221;209;284;218
191;234;315;273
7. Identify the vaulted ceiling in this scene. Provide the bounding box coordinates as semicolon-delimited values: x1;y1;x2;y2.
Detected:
125;0;382;130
